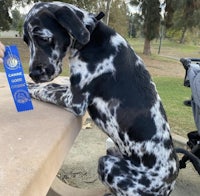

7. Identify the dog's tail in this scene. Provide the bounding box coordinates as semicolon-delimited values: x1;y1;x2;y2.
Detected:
176;147;200;175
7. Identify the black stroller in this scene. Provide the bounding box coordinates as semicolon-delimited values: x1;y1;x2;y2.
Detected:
179;58;200;170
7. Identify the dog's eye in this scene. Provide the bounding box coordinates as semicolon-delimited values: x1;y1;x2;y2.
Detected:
41;37;52;43
36;36;54;46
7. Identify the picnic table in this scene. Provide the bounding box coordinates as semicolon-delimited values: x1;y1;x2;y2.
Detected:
0;72;106;196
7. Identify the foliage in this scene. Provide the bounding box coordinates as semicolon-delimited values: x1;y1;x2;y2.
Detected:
130;0;161;55
128;12;144;38
130;0;161;41
141;0;161;41
0;0;12;31
164;0;175;29
128;14;136;38
109;0;128;36
0;0;28;31
10;9;25;36
164;0;200;44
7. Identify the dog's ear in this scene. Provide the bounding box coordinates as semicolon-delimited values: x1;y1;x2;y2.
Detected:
54;7;90;45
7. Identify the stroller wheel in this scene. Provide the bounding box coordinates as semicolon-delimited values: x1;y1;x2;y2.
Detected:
183;100;191;107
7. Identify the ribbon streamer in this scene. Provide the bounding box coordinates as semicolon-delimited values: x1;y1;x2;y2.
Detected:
3;45;33;112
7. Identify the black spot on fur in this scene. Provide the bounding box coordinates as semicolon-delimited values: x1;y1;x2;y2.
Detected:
128;111;157;142
71;86;85;104
164;139;172;149
107;174;114;184
111;166;120;176
79;23;116;73
139;176;150;187
130;151;141;167
98;157;106;181
152;137;160;143
117;179;134;191
119;131;125;141
162;123;166;130
155;166;160;171
88;104;107;124
159;102;167;121
142;153;157;168
70;73;81;86
138;190;155;196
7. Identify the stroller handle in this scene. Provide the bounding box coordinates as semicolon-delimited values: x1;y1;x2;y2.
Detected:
180;58;200;63
180;58;200;71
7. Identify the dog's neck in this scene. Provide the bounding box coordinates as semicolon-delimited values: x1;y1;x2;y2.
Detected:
71;12;105;50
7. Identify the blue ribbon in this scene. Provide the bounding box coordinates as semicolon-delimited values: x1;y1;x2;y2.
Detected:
3;45;33;112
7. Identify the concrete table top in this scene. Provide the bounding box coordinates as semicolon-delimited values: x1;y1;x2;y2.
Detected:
0;72;82;196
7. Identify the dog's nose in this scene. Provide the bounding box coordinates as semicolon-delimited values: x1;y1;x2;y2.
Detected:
29;69;43;82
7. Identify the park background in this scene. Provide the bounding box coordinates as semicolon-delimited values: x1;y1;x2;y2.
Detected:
1;0;200;191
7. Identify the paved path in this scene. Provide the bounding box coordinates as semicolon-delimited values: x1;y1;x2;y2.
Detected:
172;163;200;196
172;134;200;195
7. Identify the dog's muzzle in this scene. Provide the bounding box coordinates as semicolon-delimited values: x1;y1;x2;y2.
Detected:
29;64;55;83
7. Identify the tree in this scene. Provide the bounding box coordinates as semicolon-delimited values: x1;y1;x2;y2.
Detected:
0;0;28;31
130;0;161;55
0;0;13;31
109;0;129;36
128;14;137;38
164;0;175;29
104;0;113;25
11;9;25;36
164;0;200;44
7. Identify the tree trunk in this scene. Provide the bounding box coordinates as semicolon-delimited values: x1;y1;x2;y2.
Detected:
180;26;187;44
104;0;112;25
143;38;151;55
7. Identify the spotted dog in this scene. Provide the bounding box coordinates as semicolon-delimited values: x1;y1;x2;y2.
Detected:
23;2;200;196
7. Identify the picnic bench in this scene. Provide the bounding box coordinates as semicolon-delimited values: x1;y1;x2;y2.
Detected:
0;73;106;196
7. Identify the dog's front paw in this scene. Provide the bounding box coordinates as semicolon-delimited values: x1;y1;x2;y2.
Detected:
27;82;40;89
27;82;42;99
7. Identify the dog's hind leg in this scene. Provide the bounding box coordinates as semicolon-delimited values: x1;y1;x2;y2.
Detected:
28;82;88;116
98;155;174;196
98;155;139;196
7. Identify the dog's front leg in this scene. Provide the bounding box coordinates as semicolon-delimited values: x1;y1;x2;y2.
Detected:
28;82;88;116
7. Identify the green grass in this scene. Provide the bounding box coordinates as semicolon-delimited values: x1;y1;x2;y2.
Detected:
128;38;200;59
154;77;196;137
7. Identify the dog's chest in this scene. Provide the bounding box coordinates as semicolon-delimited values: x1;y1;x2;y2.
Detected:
69;54;115;89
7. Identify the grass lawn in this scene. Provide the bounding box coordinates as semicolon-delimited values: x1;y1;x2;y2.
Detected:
154;77;196;137
128;38;200;59
0;37;198;137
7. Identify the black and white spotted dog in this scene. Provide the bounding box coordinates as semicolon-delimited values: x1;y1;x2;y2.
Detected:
23;2;200;196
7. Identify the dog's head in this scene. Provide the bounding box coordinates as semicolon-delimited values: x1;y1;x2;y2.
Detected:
23;2;98;83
